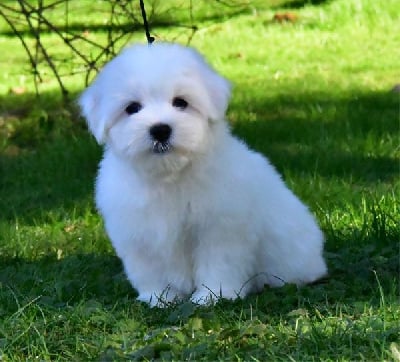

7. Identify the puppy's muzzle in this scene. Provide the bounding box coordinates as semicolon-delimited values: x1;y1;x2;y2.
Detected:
149;123;172;154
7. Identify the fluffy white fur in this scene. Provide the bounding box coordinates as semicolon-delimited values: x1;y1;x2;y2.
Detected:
79;42;327;307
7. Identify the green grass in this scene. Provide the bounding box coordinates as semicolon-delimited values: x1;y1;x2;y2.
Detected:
0;0;399;360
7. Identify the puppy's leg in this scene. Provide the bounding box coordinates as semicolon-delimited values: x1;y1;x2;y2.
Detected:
260;223;327;288
191;226;258;304
120;251;192;307
122;257;170;307
258;202;327;288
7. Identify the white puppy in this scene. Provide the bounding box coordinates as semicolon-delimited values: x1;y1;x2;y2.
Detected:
79;42;327;306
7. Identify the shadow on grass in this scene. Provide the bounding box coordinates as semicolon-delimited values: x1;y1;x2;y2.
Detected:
1;88;398;311
234;90;398;177
0;5;250;38
0;223;397;315
232;89;398;185
0;253;135;312
0;88;398;224
0;250;397;361
275;0;332;9
0;92;100;223
0;57;398;361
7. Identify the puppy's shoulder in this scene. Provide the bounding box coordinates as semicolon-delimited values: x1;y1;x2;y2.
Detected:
98;150;137;181
227;135;272;166
96;150;146;207
223;135;283;184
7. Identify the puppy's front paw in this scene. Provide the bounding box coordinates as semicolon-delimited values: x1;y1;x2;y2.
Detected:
137;288;185;308
190;290;217;305
191;282;245;306
191;287;238;306
137;293;161;308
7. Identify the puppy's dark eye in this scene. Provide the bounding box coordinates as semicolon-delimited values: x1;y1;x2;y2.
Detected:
172;97;188;110
125;101;142;115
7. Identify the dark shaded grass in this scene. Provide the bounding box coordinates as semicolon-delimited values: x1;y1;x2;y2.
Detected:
1;88;398;280
231;90;398;183
1;88;397;222
277;0;332;9
0;133;100;223
0;228;397;360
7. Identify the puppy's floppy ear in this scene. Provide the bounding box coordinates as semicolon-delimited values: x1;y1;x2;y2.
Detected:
203;71;231;121
79;84;107;144
188;47;231;121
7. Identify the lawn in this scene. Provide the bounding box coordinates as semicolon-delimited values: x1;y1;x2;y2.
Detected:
0;0;399;360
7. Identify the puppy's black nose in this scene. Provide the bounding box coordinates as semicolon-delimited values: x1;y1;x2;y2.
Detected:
149;123;172;142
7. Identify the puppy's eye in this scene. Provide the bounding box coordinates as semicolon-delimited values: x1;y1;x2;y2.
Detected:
172;97;188;110
125;101;142;115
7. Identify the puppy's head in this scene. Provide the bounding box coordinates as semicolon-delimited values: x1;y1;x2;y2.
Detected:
79;43;230;173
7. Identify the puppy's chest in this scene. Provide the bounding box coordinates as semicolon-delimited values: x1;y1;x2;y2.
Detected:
149;191;202;243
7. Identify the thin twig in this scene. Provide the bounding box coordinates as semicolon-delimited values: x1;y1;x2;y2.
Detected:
0;0;227;97
0;7;43;84
18;0;69;98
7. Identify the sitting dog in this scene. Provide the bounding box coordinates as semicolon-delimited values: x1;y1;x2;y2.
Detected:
79;43;327;306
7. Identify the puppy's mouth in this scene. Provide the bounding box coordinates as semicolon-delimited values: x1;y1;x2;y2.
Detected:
152;141;171;154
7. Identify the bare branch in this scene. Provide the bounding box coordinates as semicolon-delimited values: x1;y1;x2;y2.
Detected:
0;0;247;98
